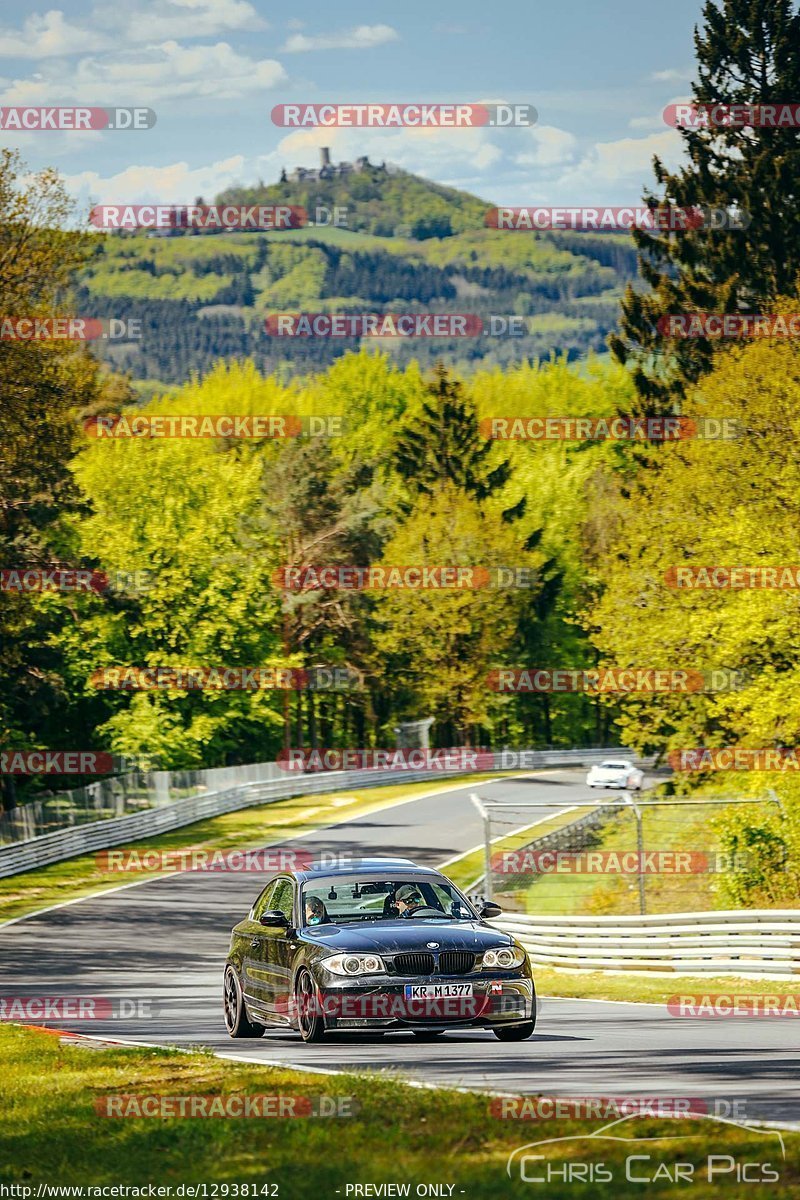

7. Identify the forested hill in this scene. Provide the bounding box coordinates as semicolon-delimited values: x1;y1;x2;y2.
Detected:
79;160;640;388
216;159;488;239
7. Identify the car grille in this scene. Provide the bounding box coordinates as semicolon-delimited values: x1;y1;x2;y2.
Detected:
393;952;435;975
391;951;476;976
438;950;475;975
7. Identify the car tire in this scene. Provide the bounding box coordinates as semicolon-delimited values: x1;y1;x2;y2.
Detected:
296;968;326;1043
223;964;265;1038
493;1021;536;1042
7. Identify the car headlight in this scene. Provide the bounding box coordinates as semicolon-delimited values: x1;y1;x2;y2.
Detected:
321;953;386;977
482;946;526;969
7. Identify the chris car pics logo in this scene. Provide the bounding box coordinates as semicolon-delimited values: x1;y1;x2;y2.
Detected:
506;1113;784;1184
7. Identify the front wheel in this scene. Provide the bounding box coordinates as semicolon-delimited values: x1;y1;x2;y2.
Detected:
223;965;265;1038
493;1021;536;1042
296;968;326;1043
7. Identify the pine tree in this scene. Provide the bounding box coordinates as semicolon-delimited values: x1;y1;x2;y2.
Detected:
394;365;516;508
610;0;800;414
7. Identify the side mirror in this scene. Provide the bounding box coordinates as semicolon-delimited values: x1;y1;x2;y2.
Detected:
259;909;289;927
480;901;502;919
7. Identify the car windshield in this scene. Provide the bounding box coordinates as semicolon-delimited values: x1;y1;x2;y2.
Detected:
300;876;476;926
601;761;630;769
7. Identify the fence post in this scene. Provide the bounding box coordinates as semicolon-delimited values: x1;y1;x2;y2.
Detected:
470;793;492;901
624;791;646;916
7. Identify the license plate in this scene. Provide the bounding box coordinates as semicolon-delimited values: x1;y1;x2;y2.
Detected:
403;983;473;999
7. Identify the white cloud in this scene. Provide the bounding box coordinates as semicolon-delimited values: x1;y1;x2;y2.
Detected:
515;125;577;168
0;10;110;57
0;1;264;58
119;0;265;41
649;68;693;84
555;130;684;192
281;24;398;52
64;153;250;206
1;40;286;105
276;124;503;181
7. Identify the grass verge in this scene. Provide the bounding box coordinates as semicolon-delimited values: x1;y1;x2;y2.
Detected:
2;1024;797;1194
533;967;797;1004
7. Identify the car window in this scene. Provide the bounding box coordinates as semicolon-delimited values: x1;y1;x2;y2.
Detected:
251;879;279;920
301;877;475;923
270;878;295;923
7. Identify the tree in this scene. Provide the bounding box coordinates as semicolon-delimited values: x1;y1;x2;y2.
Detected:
393;365;515;508
590;319;800;757
610;0;800;413
369;485;533;744
0;151;115;808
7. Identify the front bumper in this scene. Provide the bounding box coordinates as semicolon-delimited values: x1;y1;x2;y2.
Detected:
314;974;535;1030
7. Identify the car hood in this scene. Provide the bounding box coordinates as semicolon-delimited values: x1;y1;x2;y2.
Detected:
590;765;630;777
299;919;514;953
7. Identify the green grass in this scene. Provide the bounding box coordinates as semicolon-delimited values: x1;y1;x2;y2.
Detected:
0;774;505;924
2;1024;796;1192
534;967;798;1003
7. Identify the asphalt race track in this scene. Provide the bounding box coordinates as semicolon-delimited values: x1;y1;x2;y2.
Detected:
2;769;799;1126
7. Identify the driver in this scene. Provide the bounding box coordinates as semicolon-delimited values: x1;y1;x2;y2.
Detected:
395;884;426;917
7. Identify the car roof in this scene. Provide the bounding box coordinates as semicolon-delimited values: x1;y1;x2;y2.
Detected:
290;856;443;883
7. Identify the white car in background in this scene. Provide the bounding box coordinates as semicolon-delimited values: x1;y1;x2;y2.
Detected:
586;759;644;791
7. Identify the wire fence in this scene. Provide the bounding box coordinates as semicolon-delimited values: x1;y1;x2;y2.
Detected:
0;761;284;846
469;791;784;916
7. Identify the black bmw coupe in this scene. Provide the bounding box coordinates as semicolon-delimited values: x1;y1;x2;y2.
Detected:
223;856;536;1042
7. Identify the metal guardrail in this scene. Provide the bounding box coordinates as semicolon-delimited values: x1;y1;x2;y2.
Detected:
0;747;628;878
492;910;800;975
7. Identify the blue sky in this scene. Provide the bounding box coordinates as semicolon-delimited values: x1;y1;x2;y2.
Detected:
0;0;705;211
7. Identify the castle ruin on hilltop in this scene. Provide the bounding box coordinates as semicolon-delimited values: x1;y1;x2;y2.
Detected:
280;147;389;184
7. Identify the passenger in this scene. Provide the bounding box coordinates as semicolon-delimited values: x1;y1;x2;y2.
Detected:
305;897;326;926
